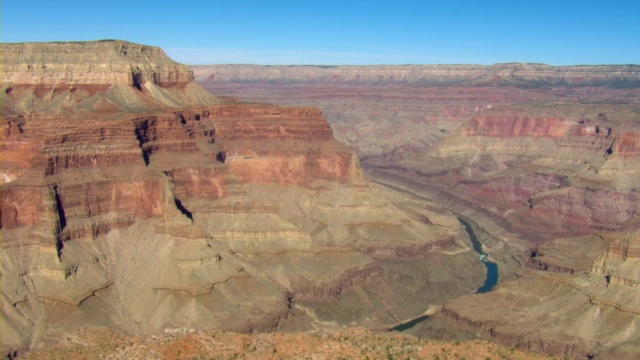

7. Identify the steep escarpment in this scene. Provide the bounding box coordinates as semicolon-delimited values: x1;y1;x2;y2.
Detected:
1;41;218;118
2;41;193;86
0;41;487;357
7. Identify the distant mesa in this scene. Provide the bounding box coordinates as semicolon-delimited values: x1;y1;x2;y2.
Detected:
193;62;640;88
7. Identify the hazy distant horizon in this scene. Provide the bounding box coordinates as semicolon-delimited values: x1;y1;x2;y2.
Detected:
3;1;639;66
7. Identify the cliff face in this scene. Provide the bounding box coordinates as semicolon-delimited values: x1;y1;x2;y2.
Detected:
0;42;487;357
1;41;193;86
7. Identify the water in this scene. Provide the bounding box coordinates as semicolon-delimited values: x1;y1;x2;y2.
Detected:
458;217;500;294
389;216;501;332
389;314;431;332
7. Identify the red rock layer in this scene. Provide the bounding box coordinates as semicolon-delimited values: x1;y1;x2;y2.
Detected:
0;103;358;243
463;114;572;138
56;179;164;218
210;106;334;141
134;111;216;159
32;118;145;175
0;186;50;229
166;166;232;200
616;132;640;157
226;148;359;186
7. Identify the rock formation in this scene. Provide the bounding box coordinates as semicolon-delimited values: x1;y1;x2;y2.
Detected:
197;64;640;359
0;41;489;357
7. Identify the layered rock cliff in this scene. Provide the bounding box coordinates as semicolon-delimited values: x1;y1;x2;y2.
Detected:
2;41;193;86
0;41;488;357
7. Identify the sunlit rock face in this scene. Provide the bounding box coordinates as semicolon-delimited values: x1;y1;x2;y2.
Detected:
1;41;487;357
2;40;194;86
197;64;640;359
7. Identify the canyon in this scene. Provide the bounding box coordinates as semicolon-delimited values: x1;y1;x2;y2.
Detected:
197;64;640;359
1;41;638;359
1;41;498;359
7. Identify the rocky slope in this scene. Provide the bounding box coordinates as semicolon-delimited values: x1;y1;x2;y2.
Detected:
0;41;492;358
197;64;640;359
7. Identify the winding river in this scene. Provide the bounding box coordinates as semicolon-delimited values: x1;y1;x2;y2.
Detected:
457;217;500;294
390;217;500;332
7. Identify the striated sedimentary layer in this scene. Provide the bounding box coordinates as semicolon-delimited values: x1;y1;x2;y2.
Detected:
0;41;490;358
2;41;194;86
193;63;640;87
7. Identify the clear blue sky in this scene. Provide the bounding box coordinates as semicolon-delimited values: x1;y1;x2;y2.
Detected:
2;0;639;65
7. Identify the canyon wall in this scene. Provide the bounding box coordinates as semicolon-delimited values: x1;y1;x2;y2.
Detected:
2;41;194;86
0;42;487;357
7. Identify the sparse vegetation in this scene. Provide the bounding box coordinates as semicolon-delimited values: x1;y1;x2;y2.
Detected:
19;326;557;360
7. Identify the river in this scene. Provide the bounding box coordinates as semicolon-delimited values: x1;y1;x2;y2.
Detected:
457;217;500;294
390;216;500;332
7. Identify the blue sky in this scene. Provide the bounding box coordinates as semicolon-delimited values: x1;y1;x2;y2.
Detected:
2;0;639;65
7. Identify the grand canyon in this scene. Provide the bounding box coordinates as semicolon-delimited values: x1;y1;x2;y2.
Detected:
1;41;639;359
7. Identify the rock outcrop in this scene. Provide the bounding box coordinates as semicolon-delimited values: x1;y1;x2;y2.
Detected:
0;41;487;357
2;41;193;86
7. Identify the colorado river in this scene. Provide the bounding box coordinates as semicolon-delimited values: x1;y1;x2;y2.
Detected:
458;217;500;294
369;179;502;331
390;216;500;332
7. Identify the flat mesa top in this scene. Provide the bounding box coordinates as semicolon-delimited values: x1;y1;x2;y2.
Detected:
1;40;194;86
1;40;169;64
